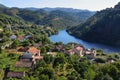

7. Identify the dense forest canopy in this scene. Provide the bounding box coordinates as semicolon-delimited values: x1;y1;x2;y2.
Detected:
0;4;95;29
0;2;120;80
67;2;120;47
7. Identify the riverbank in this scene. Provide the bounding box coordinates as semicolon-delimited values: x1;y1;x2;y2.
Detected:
49;30;120;53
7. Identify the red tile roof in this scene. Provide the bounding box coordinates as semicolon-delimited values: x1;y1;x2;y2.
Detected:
27;47;39;55
18;36;25;40
67;46;83;55
75;46;83;51
68;49;75;52
67;49;76;55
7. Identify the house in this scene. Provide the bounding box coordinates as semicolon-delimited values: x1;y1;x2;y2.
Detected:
107;59;115;63
9;34;17;40
74;45;84;56
33;43;43;47
6;25;12;31
15;58;33;68
0;38;2;41
6;72;25;79
84;49;96;59
1;41;13;49
17;47;28;52
22;47;42;60
4;47;42;79
66;49;76;55
13;30;18;33
0;28;3;32
66;45;84;56
25;35;31;39
6;25;11;28
16;47;42;69
54;45;65;52
34;56;43;60
18;36;25;42
47;52;57;57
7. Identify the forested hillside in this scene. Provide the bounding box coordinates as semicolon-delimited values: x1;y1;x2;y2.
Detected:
67;2;120;47
0;3;120;80
0;4;95;29
25;7;95;24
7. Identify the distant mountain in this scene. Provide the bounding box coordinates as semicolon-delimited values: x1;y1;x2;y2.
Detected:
42;8;96;22
0;4;95;29
24;7;95;24
0;3;7;8
114;2;120;9
24;7;94;12
67;2;120;47
23;7;39;11
41;7;92;13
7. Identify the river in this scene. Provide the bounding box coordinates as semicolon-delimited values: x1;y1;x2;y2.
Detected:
49;30;120;53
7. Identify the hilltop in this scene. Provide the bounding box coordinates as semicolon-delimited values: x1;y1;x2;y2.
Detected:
0;4;95;29
67;2;120;47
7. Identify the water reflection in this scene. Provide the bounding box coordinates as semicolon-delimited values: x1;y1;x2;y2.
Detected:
49;30;120;53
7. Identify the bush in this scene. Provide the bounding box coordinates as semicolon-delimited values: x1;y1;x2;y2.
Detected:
95;58;106;63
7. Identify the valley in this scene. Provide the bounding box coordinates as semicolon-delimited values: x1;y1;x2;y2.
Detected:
49;30;120;53
0;1;120;80
67;2;120;47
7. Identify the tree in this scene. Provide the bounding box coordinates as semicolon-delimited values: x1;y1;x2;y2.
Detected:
36;67;55;79
29;76;39;80
95;58;106;63
67;71;80;80
84;68;95;80
100;64;119;79
57;76;67;80
53;53;66;68
42;67;55;79
102;74;113;80
0;69;4;80
45;46;52;52
7;78;18;80
39;74;49;80
22;76;30;80
67;75;77;80
22;40;30;47
36;59;46;68
0;48;4;54
11;39;19;48
73;62;89;78
94;72;104;80
108;65;119;79
41;47;46;54
44;54;53;64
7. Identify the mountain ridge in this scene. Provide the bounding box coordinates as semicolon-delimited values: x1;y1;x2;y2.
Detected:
67;2;120;47
23;7;96;12
0;3;95;29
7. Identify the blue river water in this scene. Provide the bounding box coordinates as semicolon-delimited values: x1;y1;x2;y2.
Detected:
49;30;120;53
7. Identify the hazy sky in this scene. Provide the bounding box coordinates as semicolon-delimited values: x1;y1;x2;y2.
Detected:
0;0;120;11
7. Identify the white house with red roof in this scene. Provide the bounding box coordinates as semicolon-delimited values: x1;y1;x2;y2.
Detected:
22;47;41;60
84;49;96;59
66;45;84;57
18;36;25;42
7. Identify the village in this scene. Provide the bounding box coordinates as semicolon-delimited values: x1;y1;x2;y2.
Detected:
3;45;94;79
0;26;120;80
0;1;120;79
2;35;117;79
